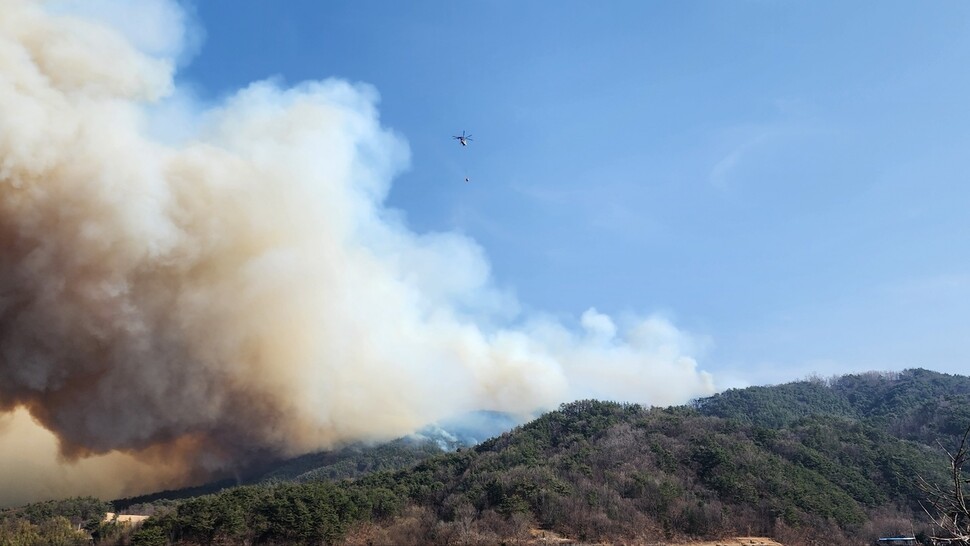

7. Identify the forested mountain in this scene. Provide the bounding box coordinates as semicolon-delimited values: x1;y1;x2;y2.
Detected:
696;369;970;445
3;368;968;546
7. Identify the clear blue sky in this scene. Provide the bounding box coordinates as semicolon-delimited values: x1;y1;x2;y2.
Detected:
179;1;970;386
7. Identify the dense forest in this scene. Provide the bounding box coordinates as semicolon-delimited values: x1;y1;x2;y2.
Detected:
2;368;969;546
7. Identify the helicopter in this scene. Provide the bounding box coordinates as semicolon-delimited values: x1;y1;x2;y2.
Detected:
452;131;473;146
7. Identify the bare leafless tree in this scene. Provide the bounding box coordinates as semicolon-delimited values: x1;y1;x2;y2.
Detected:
918;424;970;545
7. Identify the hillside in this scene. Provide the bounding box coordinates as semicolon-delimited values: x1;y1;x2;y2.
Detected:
109;411;520;511
696;369;970;445
3;368;968;546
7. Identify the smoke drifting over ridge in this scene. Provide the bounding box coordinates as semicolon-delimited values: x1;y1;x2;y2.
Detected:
0;0;715;505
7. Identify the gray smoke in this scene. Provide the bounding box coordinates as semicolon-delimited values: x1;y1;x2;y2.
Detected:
0;0;715;506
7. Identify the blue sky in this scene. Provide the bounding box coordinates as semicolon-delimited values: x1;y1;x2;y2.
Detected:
11;0;970;507
179;1;970;387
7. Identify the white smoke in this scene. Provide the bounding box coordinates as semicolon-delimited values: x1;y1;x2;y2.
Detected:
0;0;715;506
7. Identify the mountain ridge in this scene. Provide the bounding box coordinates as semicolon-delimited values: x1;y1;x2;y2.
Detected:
4;367;968;546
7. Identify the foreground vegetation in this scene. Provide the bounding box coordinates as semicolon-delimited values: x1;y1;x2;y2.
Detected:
2;368;969;545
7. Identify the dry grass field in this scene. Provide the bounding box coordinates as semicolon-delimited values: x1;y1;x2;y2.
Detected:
527;528;784;545
666;538;783;546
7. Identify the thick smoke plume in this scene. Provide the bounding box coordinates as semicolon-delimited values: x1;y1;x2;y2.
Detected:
0;0;715;506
